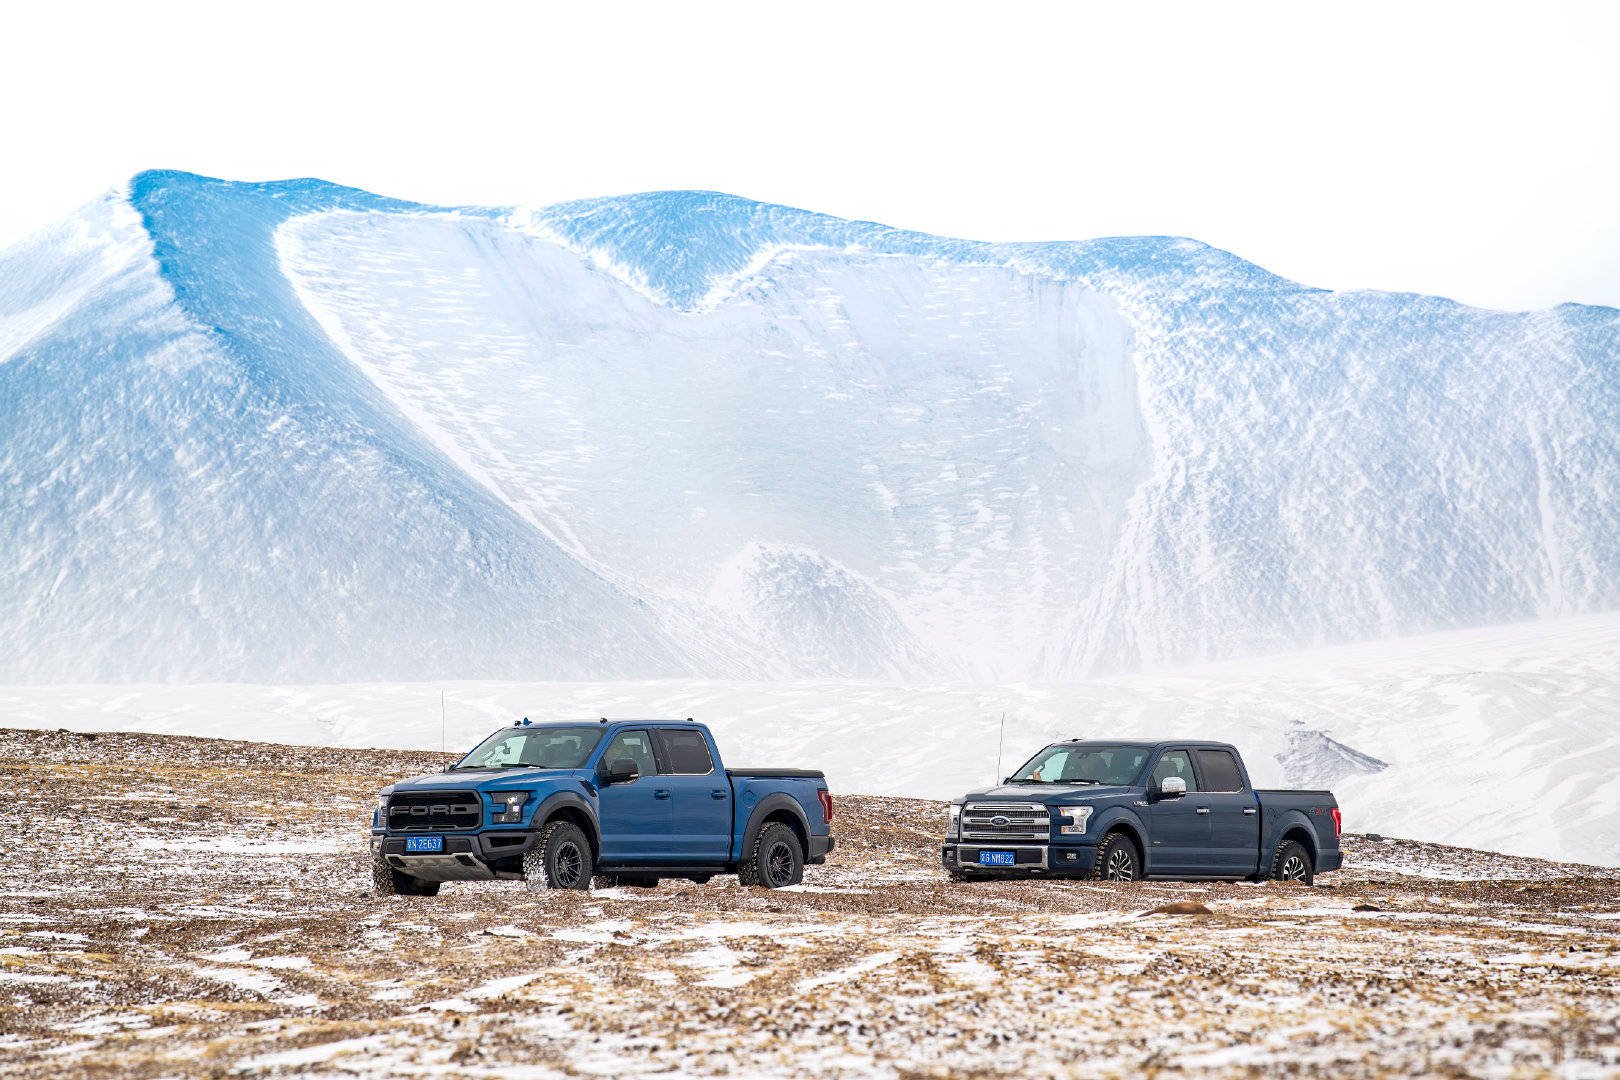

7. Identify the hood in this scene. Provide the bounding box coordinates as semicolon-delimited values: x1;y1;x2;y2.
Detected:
957;784;1136;804
381;768;588;795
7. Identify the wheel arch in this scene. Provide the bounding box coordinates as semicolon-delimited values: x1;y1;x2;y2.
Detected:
531;790;601;859
1093;808;1147;869
742;793;810;859
1278;822;1318;863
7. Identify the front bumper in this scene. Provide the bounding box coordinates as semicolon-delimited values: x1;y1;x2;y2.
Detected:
372;831;534;883
941;841;1095;875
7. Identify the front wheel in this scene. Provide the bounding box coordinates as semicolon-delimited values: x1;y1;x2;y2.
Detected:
1090;832;1141;882
738;822;804;889
523;821;593;891
1269;840;1314;885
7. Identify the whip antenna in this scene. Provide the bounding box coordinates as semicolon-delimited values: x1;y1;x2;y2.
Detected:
996;710;1006;781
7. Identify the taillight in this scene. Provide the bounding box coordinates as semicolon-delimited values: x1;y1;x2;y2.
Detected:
1330;807;1342;838
817;789;834;824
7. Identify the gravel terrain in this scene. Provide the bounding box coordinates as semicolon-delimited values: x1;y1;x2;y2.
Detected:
1;728;1616;1078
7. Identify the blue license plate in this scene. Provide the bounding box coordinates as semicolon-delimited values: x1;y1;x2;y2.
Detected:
978;850;1016;867
405;836;444;854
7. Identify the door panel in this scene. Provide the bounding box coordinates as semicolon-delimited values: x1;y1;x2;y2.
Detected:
1146;749;1210;875
1192;749;1259;875
595;729;672;863
652;729;733;861
1199;792;1261;875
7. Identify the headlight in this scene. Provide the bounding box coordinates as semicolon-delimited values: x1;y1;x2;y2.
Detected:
1057;806;1094;836
492;792;530;824
374;796;389;827
947;803;962;838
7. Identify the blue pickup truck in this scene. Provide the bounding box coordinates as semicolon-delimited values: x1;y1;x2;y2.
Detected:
371;719;834;894
941;739;1342;884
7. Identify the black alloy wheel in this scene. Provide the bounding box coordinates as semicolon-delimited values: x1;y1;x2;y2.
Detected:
1091;832;1140;882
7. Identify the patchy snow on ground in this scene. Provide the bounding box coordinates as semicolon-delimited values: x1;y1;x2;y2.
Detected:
0;728;1616;1079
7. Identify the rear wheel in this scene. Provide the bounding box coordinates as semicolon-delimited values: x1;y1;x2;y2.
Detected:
523;821;593;891
371;850;440;896
738;822;804;889
1269;839;1314;885
1090;831;1140;882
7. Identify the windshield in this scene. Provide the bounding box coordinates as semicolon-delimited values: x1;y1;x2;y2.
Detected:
1009;744;1151;786
452;725;606;770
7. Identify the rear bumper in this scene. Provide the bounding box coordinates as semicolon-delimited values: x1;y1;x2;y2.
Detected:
809;834;836;864
941;842;1095;875
1317;848;1344;873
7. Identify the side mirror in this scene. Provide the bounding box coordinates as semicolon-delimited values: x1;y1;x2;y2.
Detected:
603;758;639;784
1158;775;1187;798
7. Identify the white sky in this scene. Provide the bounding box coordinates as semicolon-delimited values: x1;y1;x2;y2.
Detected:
2;1;1616;310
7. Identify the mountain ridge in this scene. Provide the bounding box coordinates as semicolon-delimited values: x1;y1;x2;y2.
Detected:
2;170;1617;682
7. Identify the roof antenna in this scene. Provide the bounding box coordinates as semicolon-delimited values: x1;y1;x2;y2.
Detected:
996;710;1006;782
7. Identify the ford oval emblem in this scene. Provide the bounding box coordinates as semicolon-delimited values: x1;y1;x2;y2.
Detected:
990;815;1010;827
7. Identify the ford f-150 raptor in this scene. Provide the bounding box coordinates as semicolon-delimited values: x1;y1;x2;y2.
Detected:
371;718;834;894
941;739;1341;884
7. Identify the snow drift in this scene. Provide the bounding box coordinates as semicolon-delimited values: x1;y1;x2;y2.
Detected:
2;171;1617;682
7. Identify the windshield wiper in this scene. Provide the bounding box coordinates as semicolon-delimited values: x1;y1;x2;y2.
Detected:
1010;778;1103;785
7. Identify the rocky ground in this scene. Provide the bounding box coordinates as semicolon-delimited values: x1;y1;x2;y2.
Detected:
0;727;1616;1078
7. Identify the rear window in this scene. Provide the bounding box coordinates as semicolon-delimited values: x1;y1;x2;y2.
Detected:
653;729;715;774
1193;749;1244;792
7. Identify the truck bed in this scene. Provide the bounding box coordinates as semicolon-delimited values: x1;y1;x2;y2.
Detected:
727;768;825;779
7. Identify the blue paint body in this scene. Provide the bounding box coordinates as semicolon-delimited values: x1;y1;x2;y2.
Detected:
371;719;833;884
942;740;1343;881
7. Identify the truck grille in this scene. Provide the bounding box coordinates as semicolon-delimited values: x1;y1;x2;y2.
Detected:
961;802;1050;841
386;791;481;832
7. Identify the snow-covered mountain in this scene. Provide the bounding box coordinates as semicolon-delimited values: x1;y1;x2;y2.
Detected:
2;171;1617;682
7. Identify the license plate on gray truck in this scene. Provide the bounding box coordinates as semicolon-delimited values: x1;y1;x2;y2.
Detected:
405;836;444;853
978;850;1016;866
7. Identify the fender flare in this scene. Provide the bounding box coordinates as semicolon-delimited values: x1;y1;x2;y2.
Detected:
739;793;811;860
1089;806;1149;869
1267;809;1318;861
527;789;601;856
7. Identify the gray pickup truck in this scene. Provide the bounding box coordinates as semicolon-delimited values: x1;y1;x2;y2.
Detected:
941;739;1342;884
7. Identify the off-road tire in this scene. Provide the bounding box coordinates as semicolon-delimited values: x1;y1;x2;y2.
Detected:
371;850;440;896
1090;831;1141;882
523;821;593;891
1269;839;1314;885
737;822;804;889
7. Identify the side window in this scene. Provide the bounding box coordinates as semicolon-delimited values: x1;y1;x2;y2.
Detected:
1193;749;1244;792
1150;750;1200;792
653;729;715;775
601;730;657;778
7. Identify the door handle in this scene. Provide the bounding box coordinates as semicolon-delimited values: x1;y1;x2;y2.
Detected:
1195;807;1211;815
710;790;729;799
1242;807;1257;815
653;789;671;800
